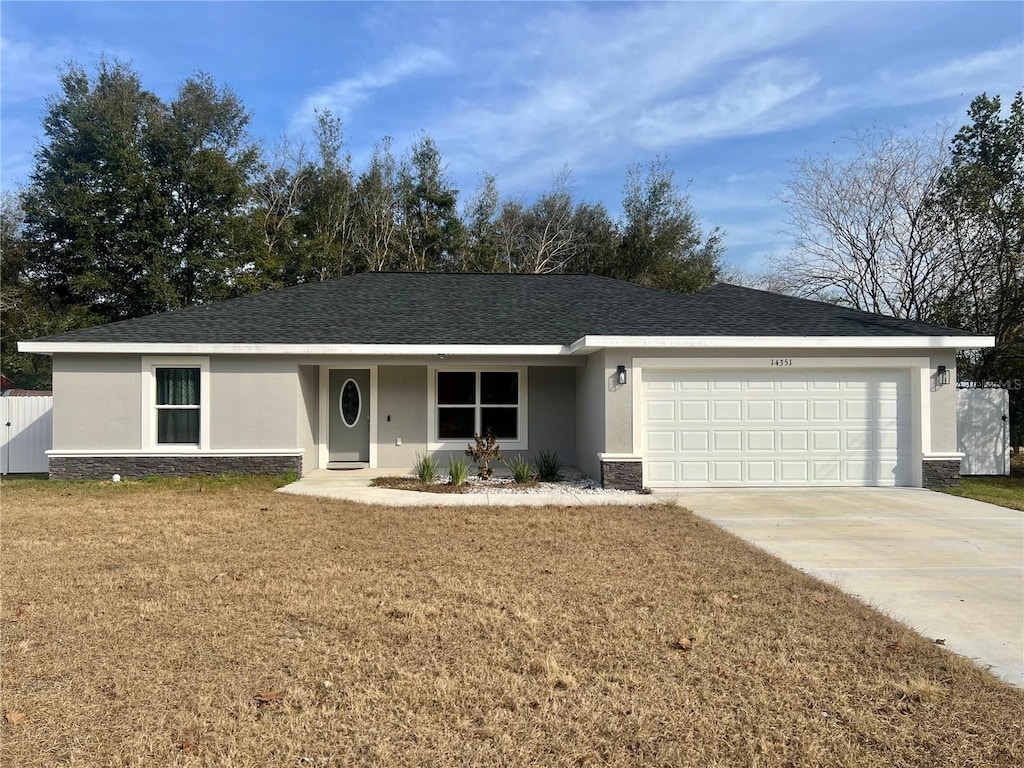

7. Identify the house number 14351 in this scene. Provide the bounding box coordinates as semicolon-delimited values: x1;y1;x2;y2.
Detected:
770;358;792;367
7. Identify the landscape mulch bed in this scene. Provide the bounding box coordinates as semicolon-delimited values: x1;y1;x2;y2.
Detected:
2;475;1021;767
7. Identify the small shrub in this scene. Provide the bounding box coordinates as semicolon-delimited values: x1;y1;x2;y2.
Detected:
413;452;439;483
535;448;564;482
508;454;534;484
448;455;469;486
466;431;502;479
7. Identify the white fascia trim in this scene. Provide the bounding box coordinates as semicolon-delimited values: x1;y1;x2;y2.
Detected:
47;449;304;457
20;341;571;356
923;452;966;461
597;453;643;461
632;356;932;370
571;335;995;352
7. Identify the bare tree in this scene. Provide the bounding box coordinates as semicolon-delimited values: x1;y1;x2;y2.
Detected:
771;128;952;321
353;138;401;272
250;134;310;285
519;168;580;273
299;110;356;281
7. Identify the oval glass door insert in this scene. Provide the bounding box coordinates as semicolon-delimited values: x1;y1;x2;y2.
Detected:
340;378;361;428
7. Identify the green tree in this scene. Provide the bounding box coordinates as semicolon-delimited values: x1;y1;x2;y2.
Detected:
397;134;464;271
935;92;1024;443
935;92;1024;385
1;192;95;389
460;173;500;271
296;110;357;281
20;60;257;323
21;60;167;321
615;158;723;292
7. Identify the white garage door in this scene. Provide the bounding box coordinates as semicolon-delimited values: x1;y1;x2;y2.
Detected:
642;368;912;487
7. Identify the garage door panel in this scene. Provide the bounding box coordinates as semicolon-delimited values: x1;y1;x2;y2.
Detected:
647;461;677;483
844;400;870;420
747;431;775;451
813;460;841;481
779;430;809;451
812;400;841;420
812;430;841;451
679;462;709;482
747;461;776;482
713;431;742;451
679;401;708;421
647;431;675;452
746;400;775;420
642;368;911;488
846;430;871;450
646;400;676;421
713;461;743;482
846;460;872;482
680;431;708;451
713;401;742;420
779;401;808;420
779;461;810;482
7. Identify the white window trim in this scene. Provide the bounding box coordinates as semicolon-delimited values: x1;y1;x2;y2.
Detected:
427;366;528;451
141;356;211;451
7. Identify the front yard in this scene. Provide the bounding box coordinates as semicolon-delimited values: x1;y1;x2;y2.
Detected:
2;477;1021;767
941;452;1024;510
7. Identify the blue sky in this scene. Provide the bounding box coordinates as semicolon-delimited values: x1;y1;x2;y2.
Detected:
1;1;1021;272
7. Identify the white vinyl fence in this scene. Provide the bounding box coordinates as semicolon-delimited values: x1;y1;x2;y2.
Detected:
957;388;1010;476
1;396;53;474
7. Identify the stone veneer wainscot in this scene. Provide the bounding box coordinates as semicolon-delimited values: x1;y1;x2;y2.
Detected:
49;454;301;480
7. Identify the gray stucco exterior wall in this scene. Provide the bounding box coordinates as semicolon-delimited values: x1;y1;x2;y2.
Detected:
376;365;428;467
929;350;958;453
575;350;608;480
526;366;576;465
209;357;297;450
297;364;319;473
52;354;142;450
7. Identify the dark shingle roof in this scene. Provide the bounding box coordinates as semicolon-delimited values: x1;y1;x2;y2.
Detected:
28;273;975;346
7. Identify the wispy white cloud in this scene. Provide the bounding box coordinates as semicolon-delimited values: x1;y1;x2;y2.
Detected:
428;2;848;190
421;4;1020;194
290;46;453;130
0;34;76;103
631;58;821;148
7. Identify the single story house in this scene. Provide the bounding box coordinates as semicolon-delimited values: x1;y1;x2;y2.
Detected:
19;272;992;489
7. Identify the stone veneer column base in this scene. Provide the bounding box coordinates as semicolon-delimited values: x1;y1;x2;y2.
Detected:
600;458;644;492
49;454;302;481
921;459;961;489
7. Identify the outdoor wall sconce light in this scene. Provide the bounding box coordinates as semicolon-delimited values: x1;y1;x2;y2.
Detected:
616;365;628;385
937;365;950;386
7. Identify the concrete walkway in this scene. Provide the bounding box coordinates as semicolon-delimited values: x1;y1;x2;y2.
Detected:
660;488;1024;687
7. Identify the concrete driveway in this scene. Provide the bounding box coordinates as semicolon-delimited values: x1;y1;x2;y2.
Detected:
657;488;1024;687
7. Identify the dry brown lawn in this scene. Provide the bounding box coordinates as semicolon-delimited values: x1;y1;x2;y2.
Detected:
2;476;1022;767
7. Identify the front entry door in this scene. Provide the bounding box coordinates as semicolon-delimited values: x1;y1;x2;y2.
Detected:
328;369;370;463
